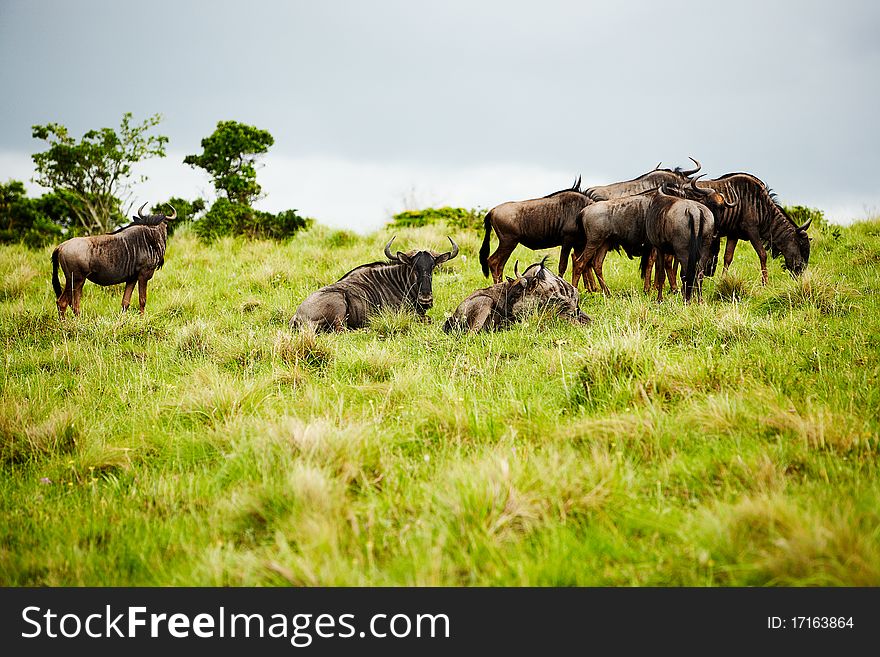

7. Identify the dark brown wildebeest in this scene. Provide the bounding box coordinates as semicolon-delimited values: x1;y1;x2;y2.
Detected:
511;258;591;325
694;172;812;283
443;260;540;333
444;257;590;333
644;183;736;303
291;236;459;332
51;202;177;318
575;158;702;292
479;177;591;283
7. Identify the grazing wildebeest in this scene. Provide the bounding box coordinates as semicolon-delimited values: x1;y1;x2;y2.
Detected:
51;202;177;318
511;258;591;325
479;177;591;283
443;261;540;334
694;173;812;283
644;182;737;303
291;236;459;332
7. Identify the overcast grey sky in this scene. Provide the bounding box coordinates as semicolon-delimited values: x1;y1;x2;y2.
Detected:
1;0;878;230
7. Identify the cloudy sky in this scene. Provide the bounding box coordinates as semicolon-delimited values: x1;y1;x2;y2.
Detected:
1;0;878;231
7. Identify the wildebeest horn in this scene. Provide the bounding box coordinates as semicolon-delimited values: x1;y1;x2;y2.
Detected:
165;203;177;220
798;217;813;231
690;174;710;197
137;202;149;219
723;191;738;208
654;162;663;170
384;236;399;262
540;255;549;269
514;260;520;277
681;157;701;177
445;236;459;260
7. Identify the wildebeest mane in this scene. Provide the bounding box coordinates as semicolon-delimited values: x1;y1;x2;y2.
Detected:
112;214;167;234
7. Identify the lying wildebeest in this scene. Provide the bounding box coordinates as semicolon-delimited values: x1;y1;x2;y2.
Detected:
444;257;590;333
479;177;591;283
694;172;811;283
645;183;736;303
51;202;177;318
511;258;591;325
291;236;459;332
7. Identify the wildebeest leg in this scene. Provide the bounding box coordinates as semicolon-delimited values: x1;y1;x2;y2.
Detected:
593;244;611;297
57;275;72;319
71;276;86;317
582;264;598;293
469;304;493;333
654;253;666;303
643;249;657;294
137;276;149;315
721;236;738;275
121;281;136;313
487;238;517;283
665;255;678;294
744;229;768;285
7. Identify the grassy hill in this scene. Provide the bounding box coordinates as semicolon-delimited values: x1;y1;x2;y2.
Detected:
1;218;879;585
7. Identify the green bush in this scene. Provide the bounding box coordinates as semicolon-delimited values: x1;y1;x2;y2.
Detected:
390;206;486;231
149;197;205;236
192;198;311;243
0;180;66;248
784;205;829;233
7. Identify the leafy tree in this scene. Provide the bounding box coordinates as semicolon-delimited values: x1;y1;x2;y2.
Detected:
31;113;168;235
149;196;206;236
184;121;274;207
192;198;309;243
0;180;65;248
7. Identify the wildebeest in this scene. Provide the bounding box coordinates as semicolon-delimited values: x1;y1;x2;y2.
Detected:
575;158;702;292
443;261;540;333
570;186;684;296
291;236;459;332
694;172;812;283
583;158;701;202
444;257;590;333
479;177;591;283
51;202;177;318
511;258;591;325
644;182;736;303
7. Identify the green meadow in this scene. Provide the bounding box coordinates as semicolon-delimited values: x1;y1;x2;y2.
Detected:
1;218;879;585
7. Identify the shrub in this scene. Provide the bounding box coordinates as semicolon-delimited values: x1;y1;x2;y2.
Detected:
784;205;829;233
192;198;311;242
390;206;486;231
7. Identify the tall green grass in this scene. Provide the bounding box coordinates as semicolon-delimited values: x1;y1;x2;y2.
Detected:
1;219;878;585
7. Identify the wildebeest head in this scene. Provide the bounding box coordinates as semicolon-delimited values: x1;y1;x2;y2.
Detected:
384;235;459;309
133;202;177;225
776;215;812;276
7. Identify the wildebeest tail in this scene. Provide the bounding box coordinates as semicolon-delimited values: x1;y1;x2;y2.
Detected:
684;209;703;299
442;315;459;334
479;211;493;277
51;247;62;298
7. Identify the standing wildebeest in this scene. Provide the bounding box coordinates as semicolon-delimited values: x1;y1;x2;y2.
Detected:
52;202;176;318
291;236;459;332
511;258;591;325
581;158;701;293
645;182;736;303
479;177;591;283
570;186;686;297
694;173;812;283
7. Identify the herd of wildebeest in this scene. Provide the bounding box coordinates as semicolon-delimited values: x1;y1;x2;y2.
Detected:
49;158;813;333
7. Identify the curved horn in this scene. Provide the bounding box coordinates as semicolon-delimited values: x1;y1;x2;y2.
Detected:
384;236;399;262
445;236;459;260
798;217;813;232
164;203;177;220
654;162;663;170
681;157;701;177
540;255;549;269
690;174;711;197
514;260;520;277
723;191;738;208
137;202;149;219
657;183;668;196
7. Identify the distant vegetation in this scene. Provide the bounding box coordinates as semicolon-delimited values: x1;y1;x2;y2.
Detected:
391;206;486;231
1;217;878;585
